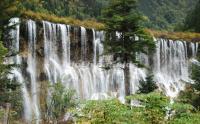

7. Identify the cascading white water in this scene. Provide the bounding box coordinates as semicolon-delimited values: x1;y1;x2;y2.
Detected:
7;18;32;122
42;22;125;101
129;64;147;94
59;24;71;65
27;20;40;124
43;21;61;83
81;27;87;62
8;19;199;123
8;18;21;64
11;68;32;122
153;39;198;97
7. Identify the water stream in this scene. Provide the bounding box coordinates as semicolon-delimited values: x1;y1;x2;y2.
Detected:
6;19;199;123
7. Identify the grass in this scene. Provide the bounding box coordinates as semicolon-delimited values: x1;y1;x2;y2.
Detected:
146;29;200;42
21;10;200;42
21;10;105;30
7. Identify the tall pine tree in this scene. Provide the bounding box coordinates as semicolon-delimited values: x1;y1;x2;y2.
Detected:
102;0;155;95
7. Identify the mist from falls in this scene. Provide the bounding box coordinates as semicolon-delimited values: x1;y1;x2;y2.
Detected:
7;19;199;123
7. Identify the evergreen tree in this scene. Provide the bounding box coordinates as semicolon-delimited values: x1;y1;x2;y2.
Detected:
192;48;200;91
139;0;198;30
20;0;44;12
0;0;21;39
138;75;157;94
102;0;155;95
47;82;76;123
185;0;200;32
0;0;22;116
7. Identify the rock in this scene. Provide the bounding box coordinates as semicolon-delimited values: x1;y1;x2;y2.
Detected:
131;100;144;107
58;113;75;124
37;47;44;57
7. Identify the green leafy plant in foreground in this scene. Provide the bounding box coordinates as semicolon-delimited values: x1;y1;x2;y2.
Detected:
47;82;76;122
73;92;200;124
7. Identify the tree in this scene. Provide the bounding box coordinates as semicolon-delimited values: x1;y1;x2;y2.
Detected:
0;0;21;101
102;0;155;95
192;65;200;91
184;0;200;32
20;0;44;12
0;0;22;121
0;0;21;39
192;43;200;90
138;75;157;94
139;0;198;30
47;82;76;123
178;47;200;109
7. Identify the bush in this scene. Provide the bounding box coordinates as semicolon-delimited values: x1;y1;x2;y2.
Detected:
73;99;147;124
192;64;200;91
138;75;158;94
75;92;169;124
182;48;200;109
47;82;76;122
169;102;200;124
74;92;200;124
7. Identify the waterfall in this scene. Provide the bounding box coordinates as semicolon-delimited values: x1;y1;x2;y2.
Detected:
81;27;87;62
42;22;126;100
11;68;32;122
93;30;104;64
129;64;147;94
59;24;71;65
8;18;21;64
7;19;199;123
43;21;61;83
27;20;40;124
7;18;32;122
153;39;198;97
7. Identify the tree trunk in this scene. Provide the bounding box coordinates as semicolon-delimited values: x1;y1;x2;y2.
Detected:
3;103;11;124
125;63;130;96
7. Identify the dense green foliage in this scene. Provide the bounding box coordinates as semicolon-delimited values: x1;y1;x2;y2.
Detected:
0;0;22;122
47;82;76;122
185;0;200;32
138;75;157;94
42;0;108;19
19;0;198;30
177;48;200;110
102;0;155;64
74;92;200;124
20;0;108;20
102;0;155;96
139;0;198;30
192;64;200;91
0;0;21;38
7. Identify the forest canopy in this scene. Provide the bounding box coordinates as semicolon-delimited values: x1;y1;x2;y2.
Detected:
17;0;199;31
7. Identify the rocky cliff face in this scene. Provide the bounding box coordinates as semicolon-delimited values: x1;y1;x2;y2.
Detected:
5;18;199;123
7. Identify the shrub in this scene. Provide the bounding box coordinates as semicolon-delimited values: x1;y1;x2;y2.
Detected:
74;92;200;124
138;75;158;94
47;82;76;122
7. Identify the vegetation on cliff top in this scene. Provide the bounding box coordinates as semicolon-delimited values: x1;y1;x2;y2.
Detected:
19;0;199;31
146;29;200;42
6;0;200;41
21;10;200;42
21;10;104;30
0;0;200;123
139;0;198;30
185;0;200;33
